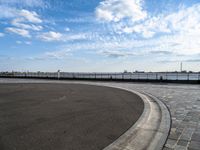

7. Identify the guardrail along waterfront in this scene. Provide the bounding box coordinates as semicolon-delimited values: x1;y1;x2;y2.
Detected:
0;72;200;83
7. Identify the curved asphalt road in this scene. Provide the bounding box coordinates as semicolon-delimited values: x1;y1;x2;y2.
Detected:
0;83;144;150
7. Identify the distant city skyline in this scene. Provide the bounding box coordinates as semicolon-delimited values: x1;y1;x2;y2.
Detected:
0;0;200;72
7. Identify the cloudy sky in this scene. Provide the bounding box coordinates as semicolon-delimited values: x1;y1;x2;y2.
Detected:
0;0;200;72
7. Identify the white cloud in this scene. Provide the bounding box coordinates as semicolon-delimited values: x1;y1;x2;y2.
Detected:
99;49;136;58
1;7;43;37
65;27;70;32
19;9;42;23
96;9;114;22
95;0;147;22
38;31;89;42
16;40;32;44
11;18;43;31
0;6;43;22
117;16;170;38
136;4;200;38
111;3;200;39
64;17;94;23
96;0;200;41
0;0;47;8
45;49;72;59
38;31;62;41
52;30;199;58
5;27;31;37
0;32;5;37
62;33;87;41
0;5;17;18
25;41;31;45
29;48;72;60
165;4;200;35
16;40;22;44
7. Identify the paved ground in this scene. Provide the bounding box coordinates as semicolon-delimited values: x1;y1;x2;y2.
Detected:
82;81;200;150
0;83;144;150
1;79;200;150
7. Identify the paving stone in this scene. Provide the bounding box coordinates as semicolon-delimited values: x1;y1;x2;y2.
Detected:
176;127;184;133
188;148;198;150
180;128;195;141
177;140;189;147
188;141;200;150
169;131;181;140
163;147;173;150
174;145;187;150
191;133;200;142
165;139;177;149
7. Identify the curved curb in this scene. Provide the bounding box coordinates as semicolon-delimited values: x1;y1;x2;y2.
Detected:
140;92;171;150
64;82;171;150
100;86;171;150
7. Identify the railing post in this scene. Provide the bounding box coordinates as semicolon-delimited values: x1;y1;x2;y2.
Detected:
198;73;200;81
156;73;158;80
57;70;60;80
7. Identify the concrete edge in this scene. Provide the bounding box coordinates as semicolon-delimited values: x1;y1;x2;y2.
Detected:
139;91;171;150
63;81;171;150
96;86;171;150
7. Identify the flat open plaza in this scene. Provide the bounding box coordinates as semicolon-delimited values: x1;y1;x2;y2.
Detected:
0;78;200;150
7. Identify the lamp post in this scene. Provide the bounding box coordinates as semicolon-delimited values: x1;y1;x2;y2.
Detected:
180;62;183;72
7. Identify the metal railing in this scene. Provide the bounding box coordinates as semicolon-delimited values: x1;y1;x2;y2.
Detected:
0;72;200;82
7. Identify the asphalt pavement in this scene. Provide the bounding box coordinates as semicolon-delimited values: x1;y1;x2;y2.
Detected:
0;83;144;150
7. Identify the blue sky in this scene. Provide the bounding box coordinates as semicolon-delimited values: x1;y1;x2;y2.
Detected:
0;0;200;72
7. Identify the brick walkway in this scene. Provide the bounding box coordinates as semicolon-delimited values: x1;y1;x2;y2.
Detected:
98;82;200;150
